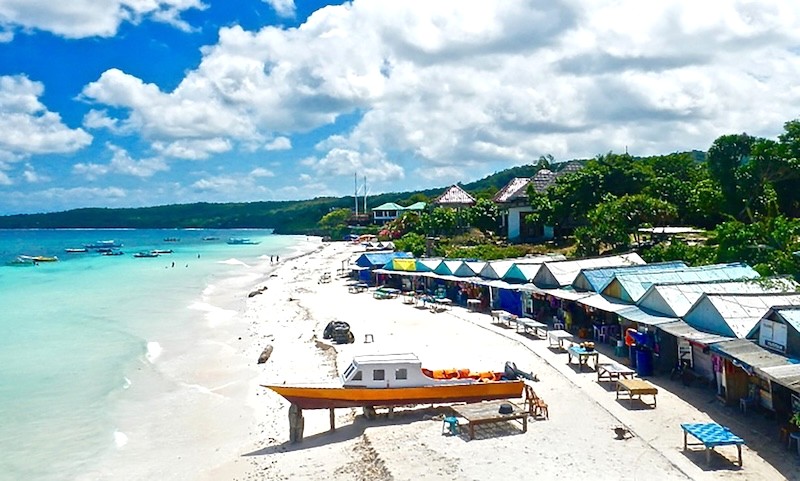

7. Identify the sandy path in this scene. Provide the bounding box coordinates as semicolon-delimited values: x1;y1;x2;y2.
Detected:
206;242;792;481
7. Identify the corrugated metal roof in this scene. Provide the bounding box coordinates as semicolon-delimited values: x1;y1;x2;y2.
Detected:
404;202;426;210
772;306;800;333
711;339;789;370
572;261;687;293
685;293;800;339
479;260;517;279
493;178;531;203
433;185;476;206
616;306;678;326
354;251;413;268
603;263;760;303
519;285;593;301
578;294;634;313
638;277;798;318
371;202;404;211
761;364;800;390
418;259;442;271
503;263;545;283
657;321;732;345
441;260;479;277
465;261;486;276
533;253;645;288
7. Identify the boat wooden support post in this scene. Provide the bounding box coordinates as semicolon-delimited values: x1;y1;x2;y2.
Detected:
329;408;336;431
289;403;304;444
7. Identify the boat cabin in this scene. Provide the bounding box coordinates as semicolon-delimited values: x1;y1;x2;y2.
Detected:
342;353;460;388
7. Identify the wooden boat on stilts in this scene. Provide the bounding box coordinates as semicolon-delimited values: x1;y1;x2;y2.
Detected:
262;353;525;410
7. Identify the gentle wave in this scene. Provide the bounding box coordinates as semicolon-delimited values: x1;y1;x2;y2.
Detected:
187;301;237;327
145;341;162;363
218;258;250;266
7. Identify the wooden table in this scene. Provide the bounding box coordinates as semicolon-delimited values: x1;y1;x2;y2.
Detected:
451;400;528;440
516;319;547;339
681;422;744;466
567;346;599;372
547;330;573;349
616;378;658;408
597;362;636;383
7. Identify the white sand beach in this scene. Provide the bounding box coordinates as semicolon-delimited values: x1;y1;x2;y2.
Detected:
201;242;796;481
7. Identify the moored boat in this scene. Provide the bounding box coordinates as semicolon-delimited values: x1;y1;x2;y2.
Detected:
84;240;123;249
133;251;159;258
151;249;173;254
227;237;260;245
26;255;59;262
262;353;524;410
65;248;88;253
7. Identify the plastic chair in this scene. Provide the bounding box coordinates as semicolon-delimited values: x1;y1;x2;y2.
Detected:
442;416;459;436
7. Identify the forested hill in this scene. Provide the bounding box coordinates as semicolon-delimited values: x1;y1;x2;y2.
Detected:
0;162;561;233
0;152;708;233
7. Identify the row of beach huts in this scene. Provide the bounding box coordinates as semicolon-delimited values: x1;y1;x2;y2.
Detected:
348;250;800;428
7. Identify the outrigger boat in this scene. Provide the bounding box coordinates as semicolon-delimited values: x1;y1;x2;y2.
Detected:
263;353;525;410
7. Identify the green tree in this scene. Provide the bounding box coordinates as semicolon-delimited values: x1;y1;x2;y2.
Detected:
706;133;754;220
575;194;677;255
394;232;427;257
417;207;458;236
465;198;500;233
317;208;351;239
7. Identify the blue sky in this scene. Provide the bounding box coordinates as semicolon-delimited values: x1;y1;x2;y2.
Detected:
1;1;800;214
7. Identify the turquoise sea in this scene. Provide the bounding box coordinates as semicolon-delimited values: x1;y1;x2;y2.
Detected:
0;229;311;481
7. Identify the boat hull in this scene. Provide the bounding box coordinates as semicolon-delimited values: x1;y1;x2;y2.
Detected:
263;381;524;410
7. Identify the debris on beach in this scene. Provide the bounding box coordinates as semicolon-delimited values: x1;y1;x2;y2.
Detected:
257;345;274;364
248;286;268;297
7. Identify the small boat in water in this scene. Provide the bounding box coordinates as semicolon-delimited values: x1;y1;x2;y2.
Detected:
227;237;260;245
202;236;220;241
84;240;123;249
163;237;180;242
102;249;124;256
133;251;159;258
65;248;88;253
151;249;173;254
262;353;524;410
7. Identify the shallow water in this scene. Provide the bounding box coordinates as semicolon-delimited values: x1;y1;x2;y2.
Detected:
0;229;311;481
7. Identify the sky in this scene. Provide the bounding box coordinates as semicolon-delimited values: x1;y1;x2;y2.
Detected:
1;1;800;215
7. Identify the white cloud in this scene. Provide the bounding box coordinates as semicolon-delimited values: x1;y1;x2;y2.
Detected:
263;0;295;19
79;0;800;198
264;136;291;151
0;75;92;160
307;148;404;182
152;138;232;160
0;170;11;185
189;172;272;198
73;144;168;179
0;0;206;39
22;163;49;183
250;167;274;178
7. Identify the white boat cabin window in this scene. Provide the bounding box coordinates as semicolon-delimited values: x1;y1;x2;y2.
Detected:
352;370;362;381
395;368;407;380
343;364;357;379
373;369;385;381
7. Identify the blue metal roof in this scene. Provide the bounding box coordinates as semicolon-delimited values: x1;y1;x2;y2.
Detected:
572;261;687;292
354;251;413;268
604;262;760;303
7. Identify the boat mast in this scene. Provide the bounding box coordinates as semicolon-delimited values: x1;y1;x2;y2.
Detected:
354;172;359;216
363;176;367;214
